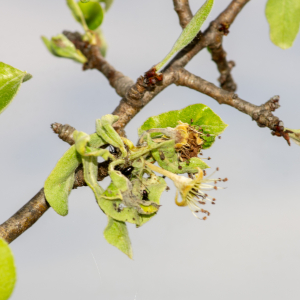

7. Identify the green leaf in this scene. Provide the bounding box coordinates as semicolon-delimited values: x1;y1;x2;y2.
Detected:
96;115;127;157
155;0;214;71
285;128;300;146
0;62;32;115
138;104;227;149
104;217;133;259
82;155;105;198
41;36;56;56
44;133;105;216
41;34;87;64
66;0;89;31
132;175;167;227
78;1;104;30
78;143;139;225
98;181;143;225
98;172;166;226
109;169;129;192
44;146;80;216
73;130;114;160
0;238;16;300
266;0;300;49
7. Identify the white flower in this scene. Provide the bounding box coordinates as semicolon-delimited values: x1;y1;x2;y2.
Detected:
145;162;225;220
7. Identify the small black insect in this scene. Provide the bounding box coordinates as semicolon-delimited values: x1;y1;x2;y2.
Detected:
117;204;124;212
121;166;134;177
142;190;149;200
109;145;119;156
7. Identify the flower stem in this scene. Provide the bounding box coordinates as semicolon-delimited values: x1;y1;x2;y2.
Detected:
145;161;178;181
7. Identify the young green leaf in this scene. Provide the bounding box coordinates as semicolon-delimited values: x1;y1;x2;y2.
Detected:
0;238;16;300
132;175;166;227
155;0;214;71
0;62;32;115
44;133;105;216
75;139;144;225
73;130;115;160
98;181;143;226
97;170;166;227
104;217;133;259
41;34;87;63
138;104;227;149
266;0;300;49
44;146;80;216
66;0;89;31
96;115;127;157
78;1;104;30
82;155;105;196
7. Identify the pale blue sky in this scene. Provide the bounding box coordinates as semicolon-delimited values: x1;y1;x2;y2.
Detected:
1;1;300;299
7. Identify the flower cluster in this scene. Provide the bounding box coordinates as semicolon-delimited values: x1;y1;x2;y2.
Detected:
145;162;227;220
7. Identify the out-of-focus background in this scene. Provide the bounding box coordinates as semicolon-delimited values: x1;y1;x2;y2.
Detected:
1;1;300;299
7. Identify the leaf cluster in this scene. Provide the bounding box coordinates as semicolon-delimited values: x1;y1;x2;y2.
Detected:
44;105;227;257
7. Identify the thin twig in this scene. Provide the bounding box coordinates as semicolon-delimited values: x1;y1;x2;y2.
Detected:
209;45;237;92
175;68;291;144
63;31;134;98
51;123;76;145
0;189;49;244
173;0;193;28
0;123;109;244
170;0;250;70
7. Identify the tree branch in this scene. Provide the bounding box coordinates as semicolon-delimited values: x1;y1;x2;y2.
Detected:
169;0;250;71
0;122;111;243
206;0;252;92
216;0;251;25
173;0;193;29
112;70;177;131
175;68;291;144
0;189;49;244
209;45;237;92
0;0;259;244
63;31;134;98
